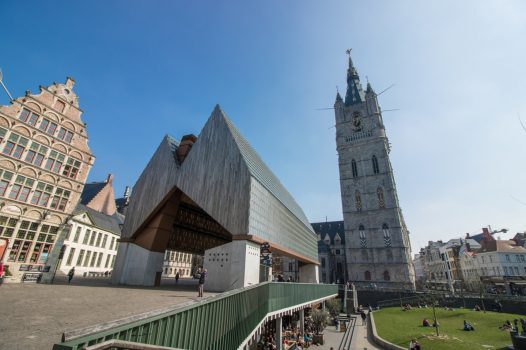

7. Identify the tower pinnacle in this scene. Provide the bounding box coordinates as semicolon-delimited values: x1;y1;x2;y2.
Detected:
344;49;365;106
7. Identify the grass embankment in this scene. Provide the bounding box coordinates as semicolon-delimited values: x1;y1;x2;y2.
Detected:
374;306;520;350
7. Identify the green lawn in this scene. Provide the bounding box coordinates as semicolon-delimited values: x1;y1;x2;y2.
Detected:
373;306;520;350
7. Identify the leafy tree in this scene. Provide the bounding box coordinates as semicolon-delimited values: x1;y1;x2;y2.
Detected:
325;298;341;318
311;308;330;335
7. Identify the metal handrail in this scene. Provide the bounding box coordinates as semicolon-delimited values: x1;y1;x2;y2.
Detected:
52;282;338;350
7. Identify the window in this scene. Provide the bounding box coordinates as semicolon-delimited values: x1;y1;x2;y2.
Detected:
25;142;48;167
105;254;111;268
76;249;85;266
96;252;103;267
38;224;58;244
506;255;510;262
321;257;326;268
335;249;341;255
372;155;379;174
0;170;13;197
383;271;390;281
96;232;102;247
44;150;65;174
377;187;385;208
18;108;31;122
351;159;358;178
83;230;91;244
55;100;66;113
89;231;96;246
2;132;29;159
90;252;98;267
57;127;74;143
62;157;81;179
30;242;51;263
503;266;508;275
111;255;116;267
83;251;92;267
18;108;39;126
359;225;367;248
516;255;521;262
16;220;39;241
514;266;519;275
31;181;54;207
66;248;76;266
0;215;18;238
9;175;34;202
355;191;362;211
50;188;70;211
365;271;371;281
0;127;6;143
102;234;108;248
73;227;82;242
8;239;32;262
382;223;392;247
39;118;58;136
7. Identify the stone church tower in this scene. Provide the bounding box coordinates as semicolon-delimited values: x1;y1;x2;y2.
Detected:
334;52;415;290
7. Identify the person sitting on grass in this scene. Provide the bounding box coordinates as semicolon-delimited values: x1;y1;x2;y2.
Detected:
500;320;513;331
409;338;421;350
463;320;475;331
422;318;431;327
474;304;481;311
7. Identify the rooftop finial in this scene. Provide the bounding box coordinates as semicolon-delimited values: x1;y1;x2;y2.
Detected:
344;48;365;106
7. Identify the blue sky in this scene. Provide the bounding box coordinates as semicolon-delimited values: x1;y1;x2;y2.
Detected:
1;1;525;250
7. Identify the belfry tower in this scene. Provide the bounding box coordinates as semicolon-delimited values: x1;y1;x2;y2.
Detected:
334;51;415;290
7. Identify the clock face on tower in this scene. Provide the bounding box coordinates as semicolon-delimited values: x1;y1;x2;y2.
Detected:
352;112;362;131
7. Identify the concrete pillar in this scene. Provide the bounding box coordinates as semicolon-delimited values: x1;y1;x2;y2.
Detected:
111;242;164;286
204;240;261;292
276;317;283;350
299;264;319;283
299;309;305;336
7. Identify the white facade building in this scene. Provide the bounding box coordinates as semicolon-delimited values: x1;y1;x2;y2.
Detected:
60;206;121;276
162;249;202;278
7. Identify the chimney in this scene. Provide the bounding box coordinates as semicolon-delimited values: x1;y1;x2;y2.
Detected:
176;134;197;164
106;173;113;184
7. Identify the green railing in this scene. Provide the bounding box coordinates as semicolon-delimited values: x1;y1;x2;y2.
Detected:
53;282;337;350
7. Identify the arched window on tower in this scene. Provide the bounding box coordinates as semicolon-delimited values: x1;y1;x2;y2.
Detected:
365;271;371;281
382;223;392;247
377;187;385;208
372;155;379;174
351;159;358;178
359;225;367;248
355;191;362;211
383;270;390;281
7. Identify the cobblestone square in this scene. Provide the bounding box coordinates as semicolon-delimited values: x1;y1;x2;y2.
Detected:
0;277;203;350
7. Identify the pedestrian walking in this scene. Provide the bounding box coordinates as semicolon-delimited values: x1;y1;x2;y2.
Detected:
198;268;207;297
67;267;75;284
175;271;180;284
360;310;367;326
334;317;339;330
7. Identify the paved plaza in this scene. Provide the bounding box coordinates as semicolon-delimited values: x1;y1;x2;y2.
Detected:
0;277;206;350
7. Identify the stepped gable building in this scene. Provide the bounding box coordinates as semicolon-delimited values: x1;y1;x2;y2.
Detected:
334;52;415;290
113;106;319;291
311;220;346;284
0;78;94;282
58;174;123;277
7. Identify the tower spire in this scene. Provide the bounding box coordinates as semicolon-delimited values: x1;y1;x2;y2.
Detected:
344;49;365;106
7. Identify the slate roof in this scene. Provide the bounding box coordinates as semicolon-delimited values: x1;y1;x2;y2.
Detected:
219;108;313;231
74;204;123;235
479;240;526;254
311;220;345;245
80;182;106;205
